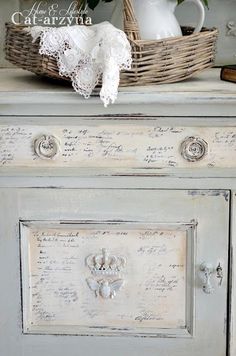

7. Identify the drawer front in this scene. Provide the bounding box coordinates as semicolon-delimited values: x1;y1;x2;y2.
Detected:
0;122;236;170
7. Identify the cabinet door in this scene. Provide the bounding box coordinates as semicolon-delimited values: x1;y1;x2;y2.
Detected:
230;191;236;356
0;189;229;356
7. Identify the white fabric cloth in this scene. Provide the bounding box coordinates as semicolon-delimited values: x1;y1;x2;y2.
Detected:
26;22;132;107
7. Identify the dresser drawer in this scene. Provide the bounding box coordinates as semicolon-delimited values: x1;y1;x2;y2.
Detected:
0;121;236;170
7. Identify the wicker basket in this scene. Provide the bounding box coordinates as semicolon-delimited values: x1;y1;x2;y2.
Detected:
5;0;218;86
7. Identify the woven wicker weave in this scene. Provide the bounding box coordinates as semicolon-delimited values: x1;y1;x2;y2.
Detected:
5;0;218;86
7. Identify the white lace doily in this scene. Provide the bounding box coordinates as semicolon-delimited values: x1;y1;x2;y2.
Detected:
25;22;132;107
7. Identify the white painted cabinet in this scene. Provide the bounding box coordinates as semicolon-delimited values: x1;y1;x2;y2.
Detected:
0;68;236;356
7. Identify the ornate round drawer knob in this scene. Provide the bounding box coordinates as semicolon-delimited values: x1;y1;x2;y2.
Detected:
181;136;208;162
34;135;61;160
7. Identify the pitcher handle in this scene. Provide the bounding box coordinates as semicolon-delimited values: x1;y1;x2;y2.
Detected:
184;0;205;34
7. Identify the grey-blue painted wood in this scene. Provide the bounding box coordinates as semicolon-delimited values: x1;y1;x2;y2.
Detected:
0;68;235;356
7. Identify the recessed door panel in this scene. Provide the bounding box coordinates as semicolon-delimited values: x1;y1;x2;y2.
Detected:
21;222;194;337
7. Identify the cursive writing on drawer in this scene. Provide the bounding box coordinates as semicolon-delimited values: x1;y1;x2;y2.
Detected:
0;124;236;169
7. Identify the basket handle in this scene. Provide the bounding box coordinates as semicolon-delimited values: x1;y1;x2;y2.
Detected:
77;0;140;41
123;0;141;41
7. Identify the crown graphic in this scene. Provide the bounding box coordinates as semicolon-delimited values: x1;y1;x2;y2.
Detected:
86;248;126;276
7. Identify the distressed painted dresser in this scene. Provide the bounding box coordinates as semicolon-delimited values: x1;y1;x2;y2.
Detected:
0;68;236;356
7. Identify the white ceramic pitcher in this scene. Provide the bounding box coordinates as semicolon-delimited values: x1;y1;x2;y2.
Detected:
132;0;205;40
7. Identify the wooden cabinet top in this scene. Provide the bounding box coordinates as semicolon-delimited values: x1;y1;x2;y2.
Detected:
0;68;235;117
